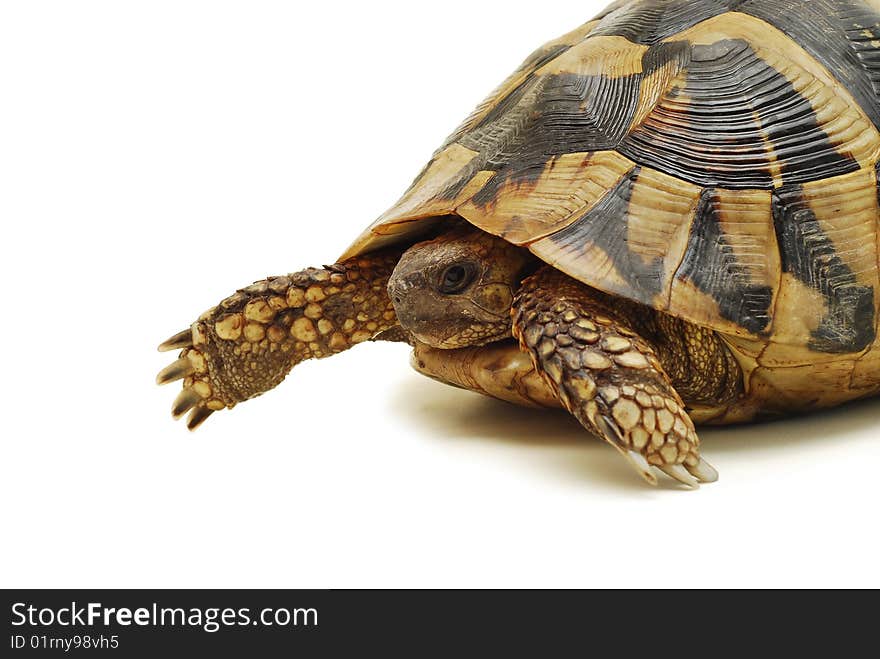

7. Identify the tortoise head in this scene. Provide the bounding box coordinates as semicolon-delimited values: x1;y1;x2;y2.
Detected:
388;226;533;349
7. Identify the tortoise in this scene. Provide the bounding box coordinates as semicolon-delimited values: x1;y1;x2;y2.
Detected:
157;0;880;487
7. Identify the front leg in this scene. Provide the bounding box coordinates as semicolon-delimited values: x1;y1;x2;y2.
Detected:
512;267;718;487
156;251;401;429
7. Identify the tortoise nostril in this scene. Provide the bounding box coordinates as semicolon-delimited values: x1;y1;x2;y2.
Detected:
394;295;402;305
404;272;426;288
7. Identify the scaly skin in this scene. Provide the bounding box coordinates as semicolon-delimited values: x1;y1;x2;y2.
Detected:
512;267;719;487
616;299;743;413
158;230;729;486
412;317;744;424
157;251;401;429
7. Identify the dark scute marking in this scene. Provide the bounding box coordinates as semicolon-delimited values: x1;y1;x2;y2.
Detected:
547;167;666;304
461;72;641;170
675;189;774;335
737;0;880;130
619;39;860;189
877;159;880;208
443;43;574;149
590;0;732;45
642;39;692;76
462;42;691;164
468;157;561;209
470;75;538;140
461;67;643;210
462;42;690;211
813;287;877;354
432;157;485;203
772;185;876;353
468;173;501;210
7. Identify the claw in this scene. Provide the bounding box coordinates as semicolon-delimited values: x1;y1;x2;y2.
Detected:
685;458;719;484
659;464;700;489
158;329;193;352
156;358;194;385
171;389;201;419
598;415;658;486
187;406;214;430
624;450;658;486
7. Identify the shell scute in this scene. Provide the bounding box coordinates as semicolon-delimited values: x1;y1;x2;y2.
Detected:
343;0;880;353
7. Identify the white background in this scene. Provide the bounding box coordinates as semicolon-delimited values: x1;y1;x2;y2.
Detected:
2;0;879;588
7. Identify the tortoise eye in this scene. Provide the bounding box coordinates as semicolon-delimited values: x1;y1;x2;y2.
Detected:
439;263;477;294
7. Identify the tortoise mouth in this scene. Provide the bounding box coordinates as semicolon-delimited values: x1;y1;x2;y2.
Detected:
409;325;513;350
388;282;512;350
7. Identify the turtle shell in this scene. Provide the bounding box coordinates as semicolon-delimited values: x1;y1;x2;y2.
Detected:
342;0;880;355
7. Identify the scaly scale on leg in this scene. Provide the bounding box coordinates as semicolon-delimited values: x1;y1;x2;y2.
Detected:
157;251;401;429
512;267;718;487
159;227;724;487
